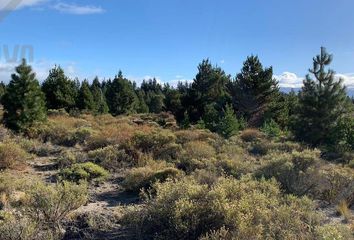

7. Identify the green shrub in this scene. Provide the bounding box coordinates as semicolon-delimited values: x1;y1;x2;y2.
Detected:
56;151;78;169
133;130;176;153
261;119;282;138
319;166;354;204
124;176;328;240
27;181;88;235
0;141;29;170
59;162;109;183
315;224;352;240
154;143;183;162
123;163;182;193
249;140;271;156
88;145;136;170
240;129;264;142
256;150;321;195
183;141;216;160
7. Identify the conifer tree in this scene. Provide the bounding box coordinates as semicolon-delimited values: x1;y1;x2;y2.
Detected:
42;66;77;110
2;59;46;131
189;59;231;122
106;71;138;115
0;81;5;101
217;104;240;138
232;56;278;127
292;47;349;146
91;77;109;114
77;80;95;112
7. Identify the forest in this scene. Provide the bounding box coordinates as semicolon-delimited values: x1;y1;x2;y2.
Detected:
0;47;353;239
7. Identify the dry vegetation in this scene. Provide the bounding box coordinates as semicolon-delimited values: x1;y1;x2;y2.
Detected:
0;112;353;239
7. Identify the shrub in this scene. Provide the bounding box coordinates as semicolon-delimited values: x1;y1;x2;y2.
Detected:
183;141;216;160
123;162;182;193
0;213;46;240
27;181;88;234
0;141;29;170
261;119;282;138
256;150;321;195
56;151;78;169
315;224;352;240
249;140;271;156
175;130;219;145
59;162;109;183
133;130;176;153
88;145;137;170
154;143;183;162
336;200;351;223
124;176;328;240
319;166;354;204
240;129;264;142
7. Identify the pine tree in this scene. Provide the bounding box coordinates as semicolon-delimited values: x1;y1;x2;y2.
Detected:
232;56;278;127
2;59;46;131
105;71;138;115
292;47;348;146
77;80;95;112
0;81;5;101
217;104;240;138
135;90;149;113
188;59;231;122
91;77;109;114
42;66;77;110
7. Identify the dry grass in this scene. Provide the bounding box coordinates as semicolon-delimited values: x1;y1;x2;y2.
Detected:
337;200;352;223
0;141;29;170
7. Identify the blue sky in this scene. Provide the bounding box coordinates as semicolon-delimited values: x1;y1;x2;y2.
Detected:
1;0;354;88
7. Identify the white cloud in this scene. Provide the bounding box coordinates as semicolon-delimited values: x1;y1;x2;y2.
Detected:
0;1;105;15
274;72;304;88
0;59;78;83
0;0;46;10
275;71;354;89
335;73;354;89
220;59;225;64
53;2;104;15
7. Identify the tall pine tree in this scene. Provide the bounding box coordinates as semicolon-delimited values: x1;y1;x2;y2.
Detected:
91;77;109;114
2;59;46;131
232;56;278;127
42;66;77;111
77;80;95;112
188;59;231;123
292;47;348;146
105;71;138;115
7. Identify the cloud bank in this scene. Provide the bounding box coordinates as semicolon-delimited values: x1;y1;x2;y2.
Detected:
275;72;354;89
0;0;105;15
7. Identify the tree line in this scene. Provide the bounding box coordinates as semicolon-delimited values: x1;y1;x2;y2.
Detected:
0;47;353;153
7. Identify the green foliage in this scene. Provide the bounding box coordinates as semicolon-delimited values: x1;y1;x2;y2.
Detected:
105;71;139;115
188;59;231;123
59;162;109;183
216;104;240;138
231;55;279;127
256;150;321;195
123;163;182;193
0;141;28;170
125;176;328;240
260;119;282;138
2;59;47;131
292;47;349;147
77;80;95;112
41;65;78;110
88;145;136;170
90;77;109;114
140;78;165;114
27;181;87;231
